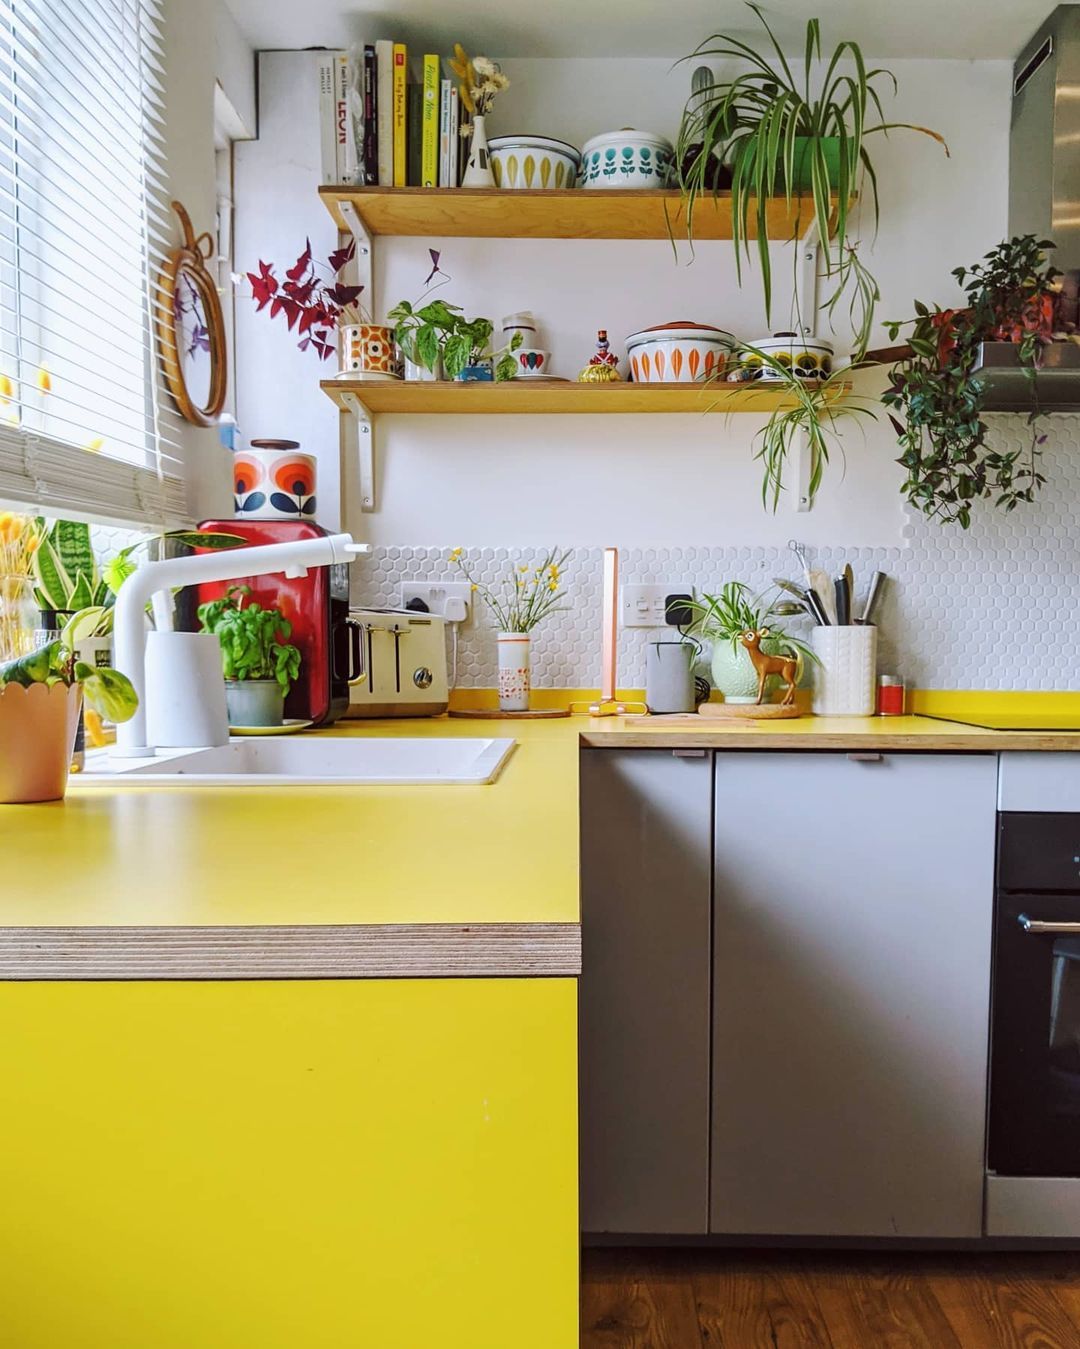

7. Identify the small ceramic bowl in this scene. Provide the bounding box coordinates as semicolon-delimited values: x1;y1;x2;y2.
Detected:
740;333;835;382
580;130;675;189
625;321;733;383
513;348;551;377
489;136;581;190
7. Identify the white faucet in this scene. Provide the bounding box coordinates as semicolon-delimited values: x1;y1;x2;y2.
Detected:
113;532;367;757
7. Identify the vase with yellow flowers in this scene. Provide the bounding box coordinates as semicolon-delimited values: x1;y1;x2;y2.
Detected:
449;46;510;189
0;512;42;664
451;546;570;711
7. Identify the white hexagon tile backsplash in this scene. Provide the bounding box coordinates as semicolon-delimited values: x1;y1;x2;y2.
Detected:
354;415;1080;692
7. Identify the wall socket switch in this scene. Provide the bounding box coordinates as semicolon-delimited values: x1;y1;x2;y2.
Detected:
621;583;692;628
399;581;472;621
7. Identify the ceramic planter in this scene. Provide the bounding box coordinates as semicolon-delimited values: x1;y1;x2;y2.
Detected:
454;362;494;382
233;441;317;519
0;682;81;803
580;130;674;188
625;321;733;383
403;354;444;382
489;135;581;190
225;679;285;728
741;333;835;382
340;324;402;381
497;633;531;712
710;636;788;704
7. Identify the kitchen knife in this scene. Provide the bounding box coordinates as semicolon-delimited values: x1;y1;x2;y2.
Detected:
834;574;851;626
810;568;837;625
860;571;887;625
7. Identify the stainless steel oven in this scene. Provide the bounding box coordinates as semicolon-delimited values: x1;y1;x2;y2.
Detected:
990;812;1080;1176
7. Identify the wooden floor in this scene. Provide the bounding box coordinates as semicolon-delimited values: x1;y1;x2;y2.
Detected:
581;1247;1080;1348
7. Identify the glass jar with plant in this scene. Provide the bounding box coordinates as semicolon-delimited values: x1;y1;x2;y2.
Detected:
445;315;522;382
675;2;948;354
882;235;1058;528
197;585;301;729
450;546;571;711
0;512;43;663
0;609;138;804
687;581;815;704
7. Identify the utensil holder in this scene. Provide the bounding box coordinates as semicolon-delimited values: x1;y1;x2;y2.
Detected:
810;626;877;716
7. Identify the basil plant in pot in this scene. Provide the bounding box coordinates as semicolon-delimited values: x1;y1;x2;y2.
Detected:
197;586;301;728
687;582;815;704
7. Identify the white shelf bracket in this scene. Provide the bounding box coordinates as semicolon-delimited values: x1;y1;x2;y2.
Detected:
793;429;813;514
338;200;374;313
794;221;821;339
340;391;376;513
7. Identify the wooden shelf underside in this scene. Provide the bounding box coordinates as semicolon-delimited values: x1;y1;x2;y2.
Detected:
321;379;849;415
319;187;837;241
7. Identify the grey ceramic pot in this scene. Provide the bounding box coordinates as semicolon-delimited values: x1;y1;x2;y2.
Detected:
225;679;285;728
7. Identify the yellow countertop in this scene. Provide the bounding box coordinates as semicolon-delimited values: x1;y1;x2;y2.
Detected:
4;706;1080;938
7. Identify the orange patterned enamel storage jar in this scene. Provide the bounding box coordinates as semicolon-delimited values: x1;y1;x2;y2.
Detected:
625;321;733;383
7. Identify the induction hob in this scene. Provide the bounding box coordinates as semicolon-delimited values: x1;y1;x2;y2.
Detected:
926;713;1080;732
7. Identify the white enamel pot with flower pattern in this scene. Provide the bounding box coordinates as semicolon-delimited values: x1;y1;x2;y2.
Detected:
625;321;734;383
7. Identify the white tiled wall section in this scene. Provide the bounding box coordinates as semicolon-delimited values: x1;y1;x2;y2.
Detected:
355;416;1080;692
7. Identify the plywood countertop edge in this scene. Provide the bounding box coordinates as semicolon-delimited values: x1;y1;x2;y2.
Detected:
0;923;582;981
578;729;1080;751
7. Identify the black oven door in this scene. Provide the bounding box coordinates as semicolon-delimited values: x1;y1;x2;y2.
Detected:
990;889;1080;1175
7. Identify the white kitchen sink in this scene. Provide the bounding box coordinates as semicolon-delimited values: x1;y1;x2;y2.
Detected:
79;736;517;786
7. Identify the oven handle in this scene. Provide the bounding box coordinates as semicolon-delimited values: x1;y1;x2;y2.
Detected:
1018;913;1080;935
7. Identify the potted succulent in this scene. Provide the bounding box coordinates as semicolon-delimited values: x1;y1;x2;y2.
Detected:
0;616;139;803
686;581;815;703
882;235;1058;528
675;3;947;351
197;585;301;728
450;546;571;710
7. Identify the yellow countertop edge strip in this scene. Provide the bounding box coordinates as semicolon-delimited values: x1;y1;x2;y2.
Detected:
453;687;1080;718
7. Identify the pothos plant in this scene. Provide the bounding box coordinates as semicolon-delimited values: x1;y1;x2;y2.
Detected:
882;235;1058;528
686;581;816;666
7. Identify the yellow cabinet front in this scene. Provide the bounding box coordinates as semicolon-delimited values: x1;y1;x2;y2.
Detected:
0;976;578;1348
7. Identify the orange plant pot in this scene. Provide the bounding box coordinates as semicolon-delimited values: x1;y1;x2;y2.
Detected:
0;683;82;804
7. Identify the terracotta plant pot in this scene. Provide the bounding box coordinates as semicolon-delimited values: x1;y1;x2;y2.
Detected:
0;682;82;804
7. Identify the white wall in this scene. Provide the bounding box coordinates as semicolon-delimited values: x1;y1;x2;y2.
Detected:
162;0;255;523
232;53;1010;547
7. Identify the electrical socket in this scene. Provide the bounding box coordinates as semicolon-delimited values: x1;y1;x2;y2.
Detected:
621;583;693;628
399;581;472;622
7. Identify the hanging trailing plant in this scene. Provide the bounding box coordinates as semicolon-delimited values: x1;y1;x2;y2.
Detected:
675;2;948;355
882;235;1059;528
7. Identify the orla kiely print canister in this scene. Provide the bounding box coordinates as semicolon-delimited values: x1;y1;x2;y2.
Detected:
233;440;317;519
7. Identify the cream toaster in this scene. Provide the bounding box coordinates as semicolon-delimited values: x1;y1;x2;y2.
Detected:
345;608;450;717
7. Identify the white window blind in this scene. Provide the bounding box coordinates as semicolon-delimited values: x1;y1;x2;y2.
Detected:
0;0;187;527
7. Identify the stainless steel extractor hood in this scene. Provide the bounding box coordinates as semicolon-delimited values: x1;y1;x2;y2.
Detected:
976;6;1080;410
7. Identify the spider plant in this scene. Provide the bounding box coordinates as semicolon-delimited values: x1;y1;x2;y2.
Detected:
686;581;815;663
734;345;878;511
675;3;948;342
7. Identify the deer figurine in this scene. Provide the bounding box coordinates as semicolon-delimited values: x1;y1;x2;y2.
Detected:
738;628;800;706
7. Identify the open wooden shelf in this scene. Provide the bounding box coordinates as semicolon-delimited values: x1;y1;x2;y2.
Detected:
319;186;833;242
321;378;849;416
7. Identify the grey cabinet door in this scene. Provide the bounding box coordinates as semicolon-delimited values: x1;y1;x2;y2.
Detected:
711;752;997;1238
579;748;713;1234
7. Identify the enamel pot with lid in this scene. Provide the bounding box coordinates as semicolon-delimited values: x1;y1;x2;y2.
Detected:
625;321;733;383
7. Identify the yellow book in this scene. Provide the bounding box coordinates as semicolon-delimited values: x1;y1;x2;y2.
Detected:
421;54;440;188
392;43;407;187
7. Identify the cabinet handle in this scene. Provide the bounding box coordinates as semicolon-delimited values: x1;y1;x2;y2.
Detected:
1018;914;1080;935
672;749;707;759
847;752;883;763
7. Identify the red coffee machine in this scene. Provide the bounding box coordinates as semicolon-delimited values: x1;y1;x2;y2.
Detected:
183;519;360;726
